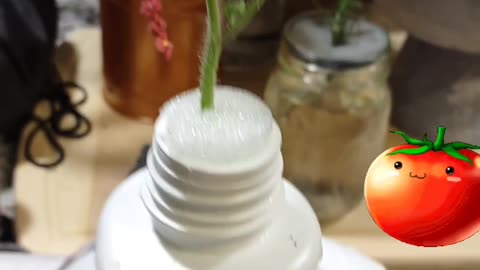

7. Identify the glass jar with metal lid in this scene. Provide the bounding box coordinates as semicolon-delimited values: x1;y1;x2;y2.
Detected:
264;10;392;225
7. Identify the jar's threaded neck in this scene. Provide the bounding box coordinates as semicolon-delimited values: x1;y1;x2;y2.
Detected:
141;126;284;248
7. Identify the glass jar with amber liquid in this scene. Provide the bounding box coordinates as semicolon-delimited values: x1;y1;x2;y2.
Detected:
100;0;206;120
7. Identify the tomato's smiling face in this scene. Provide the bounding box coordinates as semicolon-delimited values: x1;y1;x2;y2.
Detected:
364;128;480;247
366;145;475;191
365;144;480;246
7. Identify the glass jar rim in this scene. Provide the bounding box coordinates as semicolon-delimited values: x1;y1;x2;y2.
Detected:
282;10;390;70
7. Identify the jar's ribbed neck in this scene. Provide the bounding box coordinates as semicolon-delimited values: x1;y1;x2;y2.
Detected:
277;40;391;87
279;40;389;70
141;124;284;249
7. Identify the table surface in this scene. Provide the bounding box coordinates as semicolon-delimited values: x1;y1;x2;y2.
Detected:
0;237;385;270
13;28;480;269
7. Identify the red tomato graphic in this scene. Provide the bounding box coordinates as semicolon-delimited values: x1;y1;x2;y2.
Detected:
365;127;480;247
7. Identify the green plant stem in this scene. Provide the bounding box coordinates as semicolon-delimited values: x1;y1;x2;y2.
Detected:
433;126;447;150
200;0;222;110
223;0;266;44
331;0;354;46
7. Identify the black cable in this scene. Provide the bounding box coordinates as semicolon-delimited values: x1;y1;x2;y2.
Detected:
24;82;91;168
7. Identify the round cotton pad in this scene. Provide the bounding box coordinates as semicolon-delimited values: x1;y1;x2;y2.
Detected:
155;86;274;170
285;14;388;66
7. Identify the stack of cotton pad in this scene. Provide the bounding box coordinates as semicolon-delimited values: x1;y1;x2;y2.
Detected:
154;86;274;170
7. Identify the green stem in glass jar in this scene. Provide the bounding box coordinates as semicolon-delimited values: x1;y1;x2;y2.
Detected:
200;0;222;110
331;0;361;46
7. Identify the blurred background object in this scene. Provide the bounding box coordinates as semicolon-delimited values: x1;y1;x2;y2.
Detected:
0;189;16;245
389;37;480;144
264;6;392;225
370;0;480;144
56;0;100;42
373;0;480;54
222;0;287;97
0;0;91;252
100;0;206;120
0;251;64;269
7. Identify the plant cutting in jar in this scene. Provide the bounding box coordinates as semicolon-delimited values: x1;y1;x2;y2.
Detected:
318;0;387;66
140;0;266;109
263;0;391;225
329;0;364;46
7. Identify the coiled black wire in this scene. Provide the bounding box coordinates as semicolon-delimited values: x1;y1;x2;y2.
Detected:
24;81;91;168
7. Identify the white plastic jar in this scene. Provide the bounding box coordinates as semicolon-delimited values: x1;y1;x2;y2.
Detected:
95;86;323;270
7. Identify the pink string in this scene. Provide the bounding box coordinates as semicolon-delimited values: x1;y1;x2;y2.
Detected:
140;0;173;60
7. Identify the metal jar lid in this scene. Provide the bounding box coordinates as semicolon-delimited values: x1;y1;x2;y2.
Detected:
283;11;389;69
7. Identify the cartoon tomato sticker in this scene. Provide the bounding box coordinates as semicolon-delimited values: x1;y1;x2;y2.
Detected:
365;126;480;247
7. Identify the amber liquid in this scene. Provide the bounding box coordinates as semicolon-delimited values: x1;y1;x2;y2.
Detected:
100;0;206;120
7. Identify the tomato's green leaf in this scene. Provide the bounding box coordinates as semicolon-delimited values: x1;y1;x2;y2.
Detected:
444;142;480;151
422;133;434;148
442;145;473;165
423;133;429;142
390;131;427;146
387;145;431;156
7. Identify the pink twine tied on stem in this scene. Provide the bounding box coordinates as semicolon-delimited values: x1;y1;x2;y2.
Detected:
140;0;174;60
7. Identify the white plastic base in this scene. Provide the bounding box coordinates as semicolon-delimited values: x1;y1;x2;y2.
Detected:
96;169;322;270
95;169;385;270
65;238;385;270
